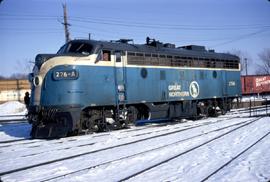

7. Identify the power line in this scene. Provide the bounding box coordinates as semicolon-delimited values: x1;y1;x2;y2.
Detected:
1;27;62;31
69;18;270;31
210;29;270;48
70;16;270;30
69;22;270;44
0;13;59;18
0;30;62;34
1;13;270;31
1;12;270;46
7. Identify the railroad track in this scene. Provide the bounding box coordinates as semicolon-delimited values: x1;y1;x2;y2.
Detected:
0;108;248;146
0;114;25;118
0;116;228;148
0;118;27;123
0;116;240;161
40;117;258;182
0;138;28;145
228;105;268;114
0;114;27;123
118;117;263;181
201;130;270;181
0;117;260;181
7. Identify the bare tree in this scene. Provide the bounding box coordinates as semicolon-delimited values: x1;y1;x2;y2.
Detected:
19;59;33;73
256;48;270;75
12;59;33;79
0;75;7;80
9;73;28;79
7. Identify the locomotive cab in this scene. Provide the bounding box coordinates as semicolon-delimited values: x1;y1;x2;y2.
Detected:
28;41;98;138
28;40;128;138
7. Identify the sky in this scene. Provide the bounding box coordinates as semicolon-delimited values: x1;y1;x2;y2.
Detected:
0;0;270;77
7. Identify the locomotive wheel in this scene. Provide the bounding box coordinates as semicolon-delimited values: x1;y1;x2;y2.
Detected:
30;125;37;138
208;107;217;117
96;118;108;132
81;110;103;132
126;106;139;125
67;129;79;136
221;109;226;115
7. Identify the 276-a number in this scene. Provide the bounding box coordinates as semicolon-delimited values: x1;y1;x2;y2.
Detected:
56;71;68;77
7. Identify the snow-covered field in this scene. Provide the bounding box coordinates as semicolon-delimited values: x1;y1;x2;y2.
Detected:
0;102;269;182
0;101;27;116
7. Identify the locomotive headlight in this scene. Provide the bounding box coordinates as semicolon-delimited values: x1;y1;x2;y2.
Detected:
33;76;42;86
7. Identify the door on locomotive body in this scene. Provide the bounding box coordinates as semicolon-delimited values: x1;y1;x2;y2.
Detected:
221;70;228;96
114;50;127;105
160;70;167;101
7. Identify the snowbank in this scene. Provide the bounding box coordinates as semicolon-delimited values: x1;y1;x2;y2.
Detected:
0;101;27;115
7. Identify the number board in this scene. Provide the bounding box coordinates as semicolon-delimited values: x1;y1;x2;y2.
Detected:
53;70;79;80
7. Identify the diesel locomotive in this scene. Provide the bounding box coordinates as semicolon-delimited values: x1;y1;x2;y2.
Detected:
28;37;241;138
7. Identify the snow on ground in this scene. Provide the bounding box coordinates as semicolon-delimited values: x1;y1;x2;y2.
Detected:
0;102;269;182
209;132;270;182
128;117;270;182
0;123;31;141
0;101;27;115
0;101;29;141
240;95;270;102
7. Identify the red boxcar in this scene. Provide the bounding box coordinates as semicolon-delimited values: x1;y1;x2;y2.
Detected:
241;75;270;95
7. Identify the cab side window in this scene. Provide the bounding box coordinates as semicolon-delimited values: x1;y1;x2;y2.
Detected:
115;51;122;62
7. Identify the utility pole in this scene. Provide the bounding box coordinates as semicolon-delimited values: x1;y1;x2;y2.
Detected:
62;3;71;43
245;58;248;75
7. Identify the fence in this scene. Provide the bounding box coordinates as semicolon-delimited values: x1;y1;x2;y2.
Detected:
249;98;270;117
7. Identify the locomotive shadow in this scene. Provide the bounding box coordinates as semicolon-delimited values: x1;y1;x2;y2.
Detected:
0;122;31;138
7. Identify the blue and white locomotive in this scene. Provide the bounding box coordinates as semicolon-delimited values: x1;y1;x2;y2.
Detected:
28;37;241;138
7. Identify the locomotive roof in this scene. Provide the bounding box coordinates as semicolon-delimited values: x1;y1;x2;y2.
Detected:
70;39;239;61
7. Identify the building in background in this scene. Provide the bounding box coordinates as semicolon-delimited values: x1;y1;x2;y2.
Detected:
0;79;30;103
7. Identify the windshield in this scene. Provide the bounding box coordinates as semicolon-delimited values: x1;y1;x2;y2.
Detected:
57;42;93;55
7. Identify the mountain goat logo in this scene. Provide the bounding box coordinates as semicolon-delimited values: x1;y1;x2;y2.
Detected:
189;81;199;98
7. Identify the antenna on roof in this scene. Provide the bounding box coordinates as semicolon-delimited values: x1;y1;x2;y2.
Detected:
145;37;163;48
